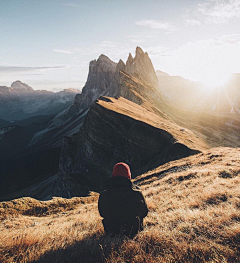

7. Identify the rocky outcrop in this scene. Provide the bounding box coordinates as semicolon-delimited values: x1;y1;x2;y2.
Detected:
47;47;163;137
29;47;166;157
60;47;160;121
74;55;117;112
126;47;159;89
57;97;206;197
49;55;119;129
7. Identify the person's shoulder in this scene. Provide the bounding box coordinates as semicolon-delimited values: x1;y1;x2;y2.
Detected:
99;189;109;198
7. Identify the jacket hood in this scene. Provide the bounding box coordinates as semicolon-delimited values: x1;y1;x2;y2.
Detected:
106;176;133;189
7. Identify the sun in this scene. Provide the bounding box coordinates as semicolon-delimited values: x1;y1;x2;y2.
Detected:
186;64;232;90
199;71;232;89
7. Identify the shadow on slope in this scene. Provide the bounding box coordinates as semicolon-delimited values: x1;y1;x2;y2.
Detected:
33;234;125;263
33;231;240;263
0;147;61;201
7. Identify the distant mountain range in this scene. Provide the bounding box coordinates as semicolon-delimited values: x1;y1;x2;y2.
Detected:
1;47;240;201
0;81;80;121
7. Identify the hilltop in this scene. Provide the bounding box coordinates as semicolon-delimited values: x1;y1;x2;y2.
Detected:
1;147;240;262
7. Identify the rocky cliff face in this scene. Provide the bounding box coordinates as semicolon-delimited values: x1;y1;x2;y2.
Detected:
38;47;163;147
56;96;206;197
74;55;117;112
55;47;160;125
126;47;159;89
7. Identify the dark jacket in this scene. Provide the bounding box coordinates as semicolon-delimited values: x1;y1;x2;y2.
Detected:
98;176;148;237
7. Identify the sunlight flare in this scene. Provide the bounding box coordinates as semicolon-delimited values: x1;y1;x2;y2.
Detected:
199;70;232;89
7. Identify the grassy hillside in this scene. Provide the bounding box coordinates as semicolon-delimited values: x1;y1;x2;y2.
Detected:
0;147;240;262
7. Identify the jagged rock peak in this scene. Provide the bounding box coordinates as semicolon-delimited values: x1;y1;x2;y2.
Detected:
72;53;118;111
127;53;134;65
89;54;117;73
136;46;144;56
69;46;159;117
125;47;159;89
11;81;33;91
116;59;125;72
98;54;114;63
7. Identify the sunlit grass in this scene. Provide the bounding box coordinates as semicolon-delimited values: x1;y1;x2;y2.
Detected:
0;147;240;262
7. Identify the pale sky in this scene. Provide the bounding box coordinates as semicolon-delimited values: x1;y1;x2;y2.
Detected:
0;0;240;91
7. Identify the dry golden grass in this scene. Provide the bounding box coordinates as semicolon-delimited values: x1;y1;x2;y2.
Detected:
0;147;240;262
0;193;98;219
98;96;208;151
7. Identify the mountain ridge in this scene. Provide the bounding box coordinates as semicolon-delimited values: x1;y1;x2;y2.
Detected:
0;81;79;121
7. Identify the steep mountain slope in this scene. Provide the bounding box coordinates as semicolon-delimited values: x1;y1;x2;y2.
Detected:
34;47;161;138
2;96;207;200
0;119;10;128
0;82;80;199
27;54;120;148
1;147;240;263
23;47;165;177
0;115;60;199
0;81;79;121
0;115;54;160
58;96;205;194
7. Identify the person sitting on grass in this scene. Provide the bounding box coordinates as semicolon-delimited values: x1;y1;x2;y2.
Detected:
98;162;148;238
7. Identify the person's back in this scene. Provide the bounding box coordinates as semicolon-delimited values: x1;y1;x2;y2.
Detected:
98;163;148;237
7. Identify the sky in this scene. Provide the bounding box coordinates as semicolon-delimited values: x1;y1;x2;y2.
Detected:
0;0;240;91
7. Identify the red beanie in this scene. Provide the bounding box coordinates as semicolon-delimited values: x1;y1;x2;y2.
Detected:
112;162;131;180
